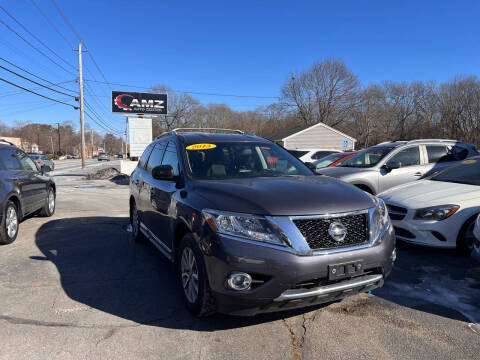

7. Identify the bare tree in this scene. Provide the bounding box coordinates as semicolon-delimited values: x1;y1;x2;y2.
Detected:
281;58;359;127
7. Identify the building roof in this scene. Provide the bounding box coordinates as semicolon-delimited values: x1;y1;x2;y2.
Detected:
265;122;356;142
265;125;311;141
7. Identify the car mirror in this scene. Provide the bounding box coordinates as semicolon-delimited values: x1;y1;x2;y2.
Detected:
40;165;49;174
152;165;175;181
384;161;401;172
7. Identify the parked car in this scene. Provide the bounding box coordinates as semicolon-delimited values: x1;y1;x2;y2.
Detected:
58;155;67;160
98;152;110;161
117;154;124;159
379;157;480;255
472;215;480;262
319;139;478;195
28;153;55;172
312;151;357;170
0;141;56;245
287;148;341;163
129;129;395;316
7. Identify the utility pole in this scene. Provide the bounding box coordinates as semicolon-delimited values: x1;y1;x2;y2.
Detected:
50;136;54;155
74;42;86;168
56;122;60;154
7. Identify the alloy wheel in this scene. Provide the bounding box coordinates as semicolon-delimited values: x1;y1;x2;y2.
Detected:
181;247;199;304
132;204;139;237
5;205;17;239
48;191;55;214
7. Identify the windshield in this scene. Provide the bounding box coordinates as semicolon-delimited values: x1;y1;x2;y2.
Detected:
313;153;346;169
431;159;480;185
184;142;313;179
340;146;395;168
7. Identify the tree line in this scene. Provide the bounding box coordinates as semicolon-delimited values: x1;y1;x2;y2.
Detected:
2;58;478;154
152;58;480;148
0;121;124;155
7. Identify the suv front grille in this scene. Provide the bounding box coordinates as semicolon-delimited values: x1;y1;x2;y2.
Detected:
293;213;368;251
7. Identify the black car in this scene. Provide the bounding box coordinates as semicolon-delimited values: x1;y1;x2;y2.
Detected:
129;129;395;316
0;141;56;245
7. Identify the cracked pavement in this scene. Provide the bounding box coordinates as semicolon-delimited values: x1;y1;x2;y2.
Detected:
0;170;479;359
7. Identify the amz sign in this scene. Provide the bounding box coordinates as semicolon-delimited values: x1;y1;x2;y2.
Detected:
111;91;167;115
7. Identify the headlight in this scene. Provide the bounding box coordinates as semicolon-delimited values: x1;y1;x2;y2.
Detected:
370;197;390;245
414;205;459;221
202;209;289;246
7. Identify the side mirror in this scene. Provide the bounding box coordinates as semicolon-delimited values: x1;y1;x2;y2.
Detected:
152;165;174;181
384;161;401;172
40;165;49;174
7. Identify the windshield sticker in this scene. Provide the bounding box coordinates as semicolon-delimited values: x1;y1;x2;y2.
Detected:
186;143;217;150
461;159;476;164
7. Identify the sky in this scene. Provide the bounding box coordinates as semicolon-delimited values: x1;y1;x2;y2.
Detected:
0;0;479;134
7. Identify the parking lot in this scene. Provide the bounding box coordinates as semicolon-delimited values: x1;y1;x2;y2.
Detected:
0;162;478;360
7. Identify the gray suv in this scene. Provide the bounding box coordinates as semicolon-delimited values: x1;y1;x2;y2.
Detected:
129;128;395;316
320;139;478;195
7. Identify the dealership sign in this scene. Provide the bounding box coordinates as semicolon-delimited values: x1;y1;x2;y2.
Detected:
111;91;167;115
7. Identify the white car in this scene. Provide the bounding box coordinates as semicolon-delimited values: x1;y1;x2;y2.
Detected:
287;148;341;163
379;158;480;255
473;215;480;262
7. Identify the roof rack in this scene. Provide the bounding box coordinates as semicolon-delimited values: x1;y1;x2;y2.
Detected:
155;128;245;139
172;128;244;134
406;139;459;144
0;139;15;146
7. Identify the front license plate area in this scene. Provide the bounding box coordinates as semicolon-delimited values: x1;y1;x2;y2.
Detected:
328;261;363;280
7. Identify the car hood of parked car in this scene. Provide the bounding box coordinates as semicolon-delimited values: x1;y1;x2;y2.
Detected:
193;175;375;216
379;179;480;207
318;166;377;178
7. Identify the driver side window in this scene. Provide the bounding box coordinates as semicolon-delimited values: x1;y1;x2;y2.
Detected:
388;146;420;167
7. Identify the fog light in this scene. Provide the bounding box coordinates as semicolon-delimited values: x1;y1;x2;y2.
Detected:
227;272;252;291
391;248;397;262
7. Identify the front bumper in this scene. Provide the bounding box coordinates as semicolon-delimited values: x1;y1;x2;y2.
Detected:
203;225;395;316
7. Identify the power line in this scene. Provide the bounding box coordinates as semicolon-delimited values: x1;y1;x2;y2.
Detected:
0;18;75;76
49;0;83;42
0;5;76;71
0;77;78;109
0;64;77;98
83;79;280;99
28;0;74;49
0;79;76;98
84;109;122;134
84;99;121;133
0;57;77;94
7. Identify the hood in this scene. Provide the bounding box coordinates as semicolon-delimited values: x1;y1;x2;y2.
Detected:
193;176;374;216
379;180;480;206
318;166;377;178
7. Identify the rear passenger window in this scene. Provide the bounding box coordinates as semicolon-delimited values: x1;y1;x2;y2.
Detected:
426;146;454;163
0;150;21;170
389;146;420;167
146;142;166;172
138;144;154;169
161;142;179;176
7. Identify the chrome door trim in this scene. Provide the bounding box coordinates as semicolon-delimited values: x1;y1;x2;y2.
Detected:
140;222;173;261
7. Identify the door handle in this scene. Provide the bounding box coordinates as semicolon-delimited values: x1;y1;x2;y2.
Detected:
414;172;422;176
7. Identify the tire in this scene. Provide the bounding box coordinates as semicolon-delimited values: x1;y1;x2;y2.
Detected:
39;187;55;217
178;234;216;317
457;216;477;256
130;200;146;243
0;201;19;245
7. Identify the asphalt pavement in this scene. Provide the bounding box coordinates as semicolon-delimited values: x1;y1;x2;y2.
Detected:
0;168;479;359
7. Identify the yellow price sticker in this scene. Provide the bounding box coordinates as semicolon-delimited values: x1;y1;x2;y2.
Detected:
186;143;217;150
461;159;476;164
